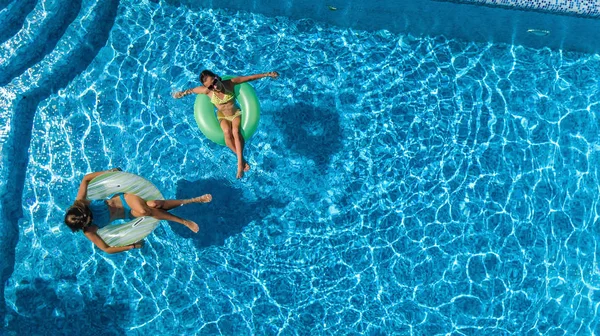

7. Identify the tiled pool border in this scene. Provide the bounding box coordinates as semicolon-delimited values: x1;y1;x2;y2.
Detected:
440;0;600;18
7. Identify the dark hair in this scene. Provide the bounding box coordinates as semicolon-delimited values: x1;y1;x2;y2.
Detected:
199;70;218;84
64;200;92;232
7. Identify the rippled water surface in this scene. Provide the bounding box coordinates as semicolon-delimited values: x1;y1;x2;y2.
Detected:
3;0;600;335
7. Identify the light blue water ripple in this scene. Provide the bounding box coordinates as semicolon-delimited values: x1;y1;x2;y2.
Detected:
5;1;600;335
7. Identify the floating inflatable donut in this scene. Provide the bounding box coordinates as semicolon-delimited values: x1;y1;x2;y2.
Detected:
193;75;261;145
87;171;164;247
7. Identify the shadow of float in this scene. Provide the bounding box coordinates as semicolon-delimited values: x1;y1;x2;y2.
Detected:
274;102;343;167
168;178;285;248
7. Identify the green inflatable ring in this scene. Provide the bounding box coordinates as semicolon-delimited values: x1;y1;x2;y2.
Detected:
193;75;261;145
87;171;164;247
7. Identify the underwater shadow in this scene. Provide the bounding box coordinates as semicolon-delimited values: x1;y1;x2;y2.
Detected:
0;0;120;316
6;277;129;335
274;102;343;167
168;178;286;248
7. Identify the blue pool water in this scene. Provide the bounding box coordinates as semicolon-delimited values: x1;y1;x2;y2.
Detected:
3;0;600;335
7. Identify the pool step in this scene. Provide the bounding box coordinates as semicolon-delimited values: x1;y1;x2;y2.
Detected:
0;0;15;11
0;0;37;45
8;0;119;92
0;0;119;317
0;0;82;86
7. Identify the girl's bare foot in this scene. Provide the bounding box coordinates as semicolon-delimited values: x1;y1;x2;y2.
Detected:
183;194;212;204
236;161;246;178
183;220;199;233
243;161;250;172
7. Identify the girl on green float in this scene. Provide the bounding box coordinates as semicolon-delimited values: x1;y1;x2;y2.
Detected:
173;70;279;179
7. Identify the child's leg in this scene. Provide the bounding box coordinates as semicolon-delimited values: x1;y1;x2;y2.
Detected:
124;194;200;232
146;194;212;210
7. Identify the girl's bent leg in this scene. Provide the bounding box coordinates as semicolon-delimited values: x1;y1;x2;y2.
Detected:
231;117;247;178
146;194;212;210
219;120;237;154
124;194;200;232
147;208;199;233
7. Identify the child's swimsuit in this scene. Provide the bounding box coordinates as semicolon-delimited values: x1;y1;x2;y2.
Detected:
210;91;235;105
217;110;242;122
88;193;134;228
211;91;241;122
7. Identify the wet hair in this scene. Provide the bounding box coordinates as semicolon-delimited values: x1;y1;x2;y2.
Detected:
64;200;92;232
199;70;219;85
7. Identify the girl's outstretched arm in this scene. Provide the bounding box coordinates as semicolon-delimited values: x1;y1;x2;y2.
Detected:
230;72;279;84
84;227;143;254
172;86;207;99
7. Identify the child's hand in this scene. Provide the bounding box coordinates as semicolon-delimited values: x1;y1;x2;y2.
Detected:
267;71;279;79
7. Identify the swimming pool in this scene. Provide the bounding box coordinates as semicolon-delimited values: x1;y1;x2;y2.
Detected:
2;0;600;334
